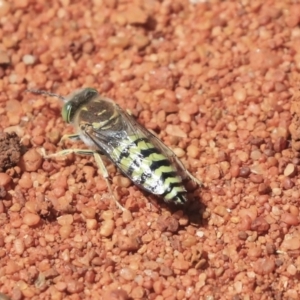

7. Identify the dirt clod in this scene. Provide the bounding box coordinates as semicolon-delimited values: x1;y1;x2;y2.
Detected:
0;132;21;172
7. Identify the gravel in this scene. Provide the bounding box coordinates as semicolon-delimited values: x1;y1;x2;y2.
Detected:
1;0;300;299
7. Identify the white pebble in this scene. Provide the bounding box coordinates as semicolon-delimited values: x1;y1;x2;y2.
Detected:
8;74;18;84
196;230;204;238
22;54;36;65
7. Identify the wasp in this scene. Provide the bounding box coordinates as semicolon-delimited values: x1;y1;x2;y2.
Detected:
27;88;201;210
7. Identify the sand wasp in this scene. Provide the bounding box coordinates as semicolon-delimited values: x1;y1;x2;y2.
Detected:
28;88;201;210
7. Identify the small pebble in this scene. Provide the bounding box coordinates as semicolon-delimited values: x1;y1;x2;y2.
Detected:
253;258;275;275
0;173;11;186
113;175;131;188
101;210;114;220
239;166;250;178
213;205;229;217
20;149;42;172
274;137;287;152
249;174;264;183
207;165;220;180
102;289;129;300
14;0;29;8
284;164;296;177
258;183;270;194
266;243;276;255
233;89;246;102
159;99;179;113
290;205;299;216
120;267;136;281
125;6;148;24
281;237;300;250
179;110;191;123
172;259;190;271
117;235;139;251
108;36;130;49
99;219;115;237
86;219;97;230
0;50;10;64
59;225;72;239
281;213;299;226
81;207;96;219
250;217;270;233
238;231;248;240
13;238;25;255
66;280;84;293
230;165;240;177
57;214;73;226
5;260;21;275
282;177;294;189
22;54;36;65
132;34;150;50
55;282;67;292
287;264;297;276
160;265;173;276
131;286;144;299
18;172;33;189
149;67;175;90
23;213;40;226
122;210;133;223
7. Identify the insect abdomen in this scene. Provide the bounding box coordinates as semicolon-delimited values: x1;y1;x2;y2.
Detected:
110;136;187;205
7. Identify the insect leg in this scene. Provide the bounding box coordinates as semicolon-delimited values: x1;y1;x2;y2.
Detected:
41;148;125;211
93;152;126;211
59;133;81;144
41;148;95;158
57;134;105;155
126;109;133;115
184;168;203;187
168;152;203;186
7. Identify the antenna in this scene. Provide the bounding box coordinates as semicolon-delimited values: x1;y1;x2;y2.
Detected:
26;89;65;101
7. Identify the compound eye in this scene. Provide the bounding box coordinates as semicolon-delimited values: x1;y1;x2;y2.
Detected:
61;102;73;123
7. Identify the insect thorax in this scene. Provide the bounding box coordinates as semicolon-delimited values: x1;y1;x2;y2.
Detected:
74;97;124;133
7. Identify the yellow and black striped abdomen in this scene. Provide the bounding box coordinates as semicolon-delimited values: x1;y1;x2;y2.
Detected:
110;135;188;205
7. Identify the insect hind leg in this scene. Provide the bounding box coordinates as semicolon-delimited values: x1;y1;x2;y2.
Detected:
93;152;126;211
40;148;126;211
170;153;203;186
184;168;203;187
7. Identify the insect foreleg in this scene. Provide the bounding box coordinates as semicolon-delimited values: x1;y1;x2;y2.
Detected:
93;152;126;211
59;134;81;144
41;148;95;158
58;134;105;155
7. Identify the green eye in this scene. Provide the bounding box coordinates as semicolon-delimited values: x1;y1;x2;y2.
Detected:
61;102;72;123
60;88;98;123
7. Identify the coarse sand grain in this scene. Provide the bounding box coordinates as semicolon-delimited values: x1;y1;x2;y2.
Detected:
1;0;300;299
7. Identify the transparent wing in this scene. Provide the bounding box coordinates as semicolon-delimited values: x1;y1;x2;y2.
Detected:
121;111;189;176
118;109;201;185
83;104;201;185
